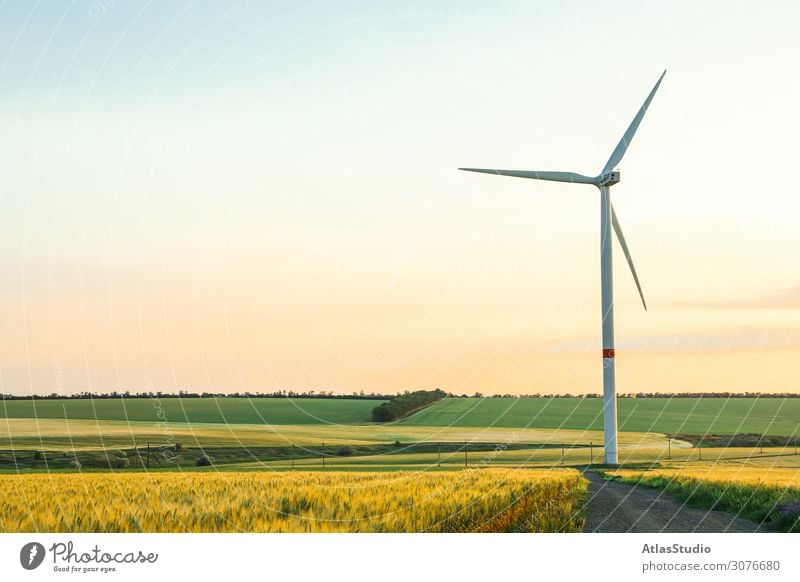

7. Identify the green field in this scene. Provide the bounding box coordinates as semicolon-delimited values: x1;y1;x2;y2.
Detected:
404;397;800;436
2;396;798;474
1;417;669;450
2;397;798;437
1;416;678;471
2;395;799;474
0;397;377;425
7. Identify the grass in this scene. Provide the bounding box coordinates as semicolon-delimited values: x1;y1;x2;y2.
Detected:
0;468;587;532
228;445;799;472
0;397;377;425
11;432;800;474
606;465;800;532
0;441;580;471
404;397;800;436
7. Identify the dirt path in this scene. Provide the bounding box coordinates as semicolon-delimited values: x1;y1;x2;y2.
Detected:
582;472;765;533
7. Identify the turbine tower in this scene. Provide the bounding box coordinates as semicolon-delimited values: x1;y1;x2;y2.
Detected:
459;70;666;464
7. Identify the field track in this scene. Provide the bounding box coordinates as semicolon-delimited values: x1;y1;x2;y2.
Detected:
582;472;764;532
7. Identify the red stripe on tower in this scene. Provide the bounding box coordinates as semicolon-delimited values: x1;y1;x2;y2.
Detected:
602;348;615;358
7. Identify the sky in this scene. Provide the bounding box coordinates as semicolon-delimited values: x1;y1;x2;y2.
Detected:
1;0;799;396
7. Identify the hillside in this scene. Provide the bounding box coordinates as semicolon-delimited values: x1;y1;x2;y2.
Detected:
402;397;800;436
0;397;376;425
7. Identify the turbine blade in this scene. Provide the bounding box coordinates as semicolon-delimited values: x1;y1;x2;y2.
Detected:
602;70;666;174
458;168;596;185
611;203;647;310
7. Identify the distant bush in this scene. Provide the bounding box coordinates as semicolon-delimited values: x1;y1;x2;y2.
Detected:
336;446;355;457
114;450;127;458
115;457;131;469
372;389;446;423
69;459;82;470
33;451;43;460
195;455;214;467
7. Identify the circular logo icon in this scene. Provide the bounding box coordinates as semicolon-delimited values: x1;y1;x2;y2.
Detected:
20;542;46;570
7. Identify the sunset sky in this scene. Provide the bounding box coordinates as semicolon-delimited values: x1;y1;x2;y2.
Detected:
1;1;799;396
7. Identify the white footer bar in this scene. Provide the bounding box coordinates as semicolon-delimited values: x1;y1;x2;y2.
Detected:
1;533;796;582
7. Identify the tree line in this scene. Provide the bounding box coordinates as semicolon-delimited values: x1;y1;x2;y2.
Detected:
0;390;389;400
371;389;448;422
1;389;797;400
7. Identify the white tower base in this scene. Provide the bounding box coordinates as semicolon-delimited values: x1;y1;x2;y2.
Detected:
600;186;618;465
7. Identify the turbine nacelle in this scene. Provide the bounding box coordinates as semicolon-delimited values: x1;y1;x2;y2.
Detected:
597;171;620;187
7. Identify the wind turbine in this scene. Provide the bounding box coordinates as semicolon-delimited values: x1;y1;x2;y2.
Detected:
459;70;666;465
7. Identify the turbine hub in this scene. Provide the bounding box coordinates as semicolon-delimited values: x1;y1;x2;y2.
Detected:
598;171;620;187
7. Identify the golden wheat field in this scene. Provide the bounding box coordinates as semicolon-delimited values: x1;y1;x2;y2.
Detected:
609;467;800;489
0;468;586;533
